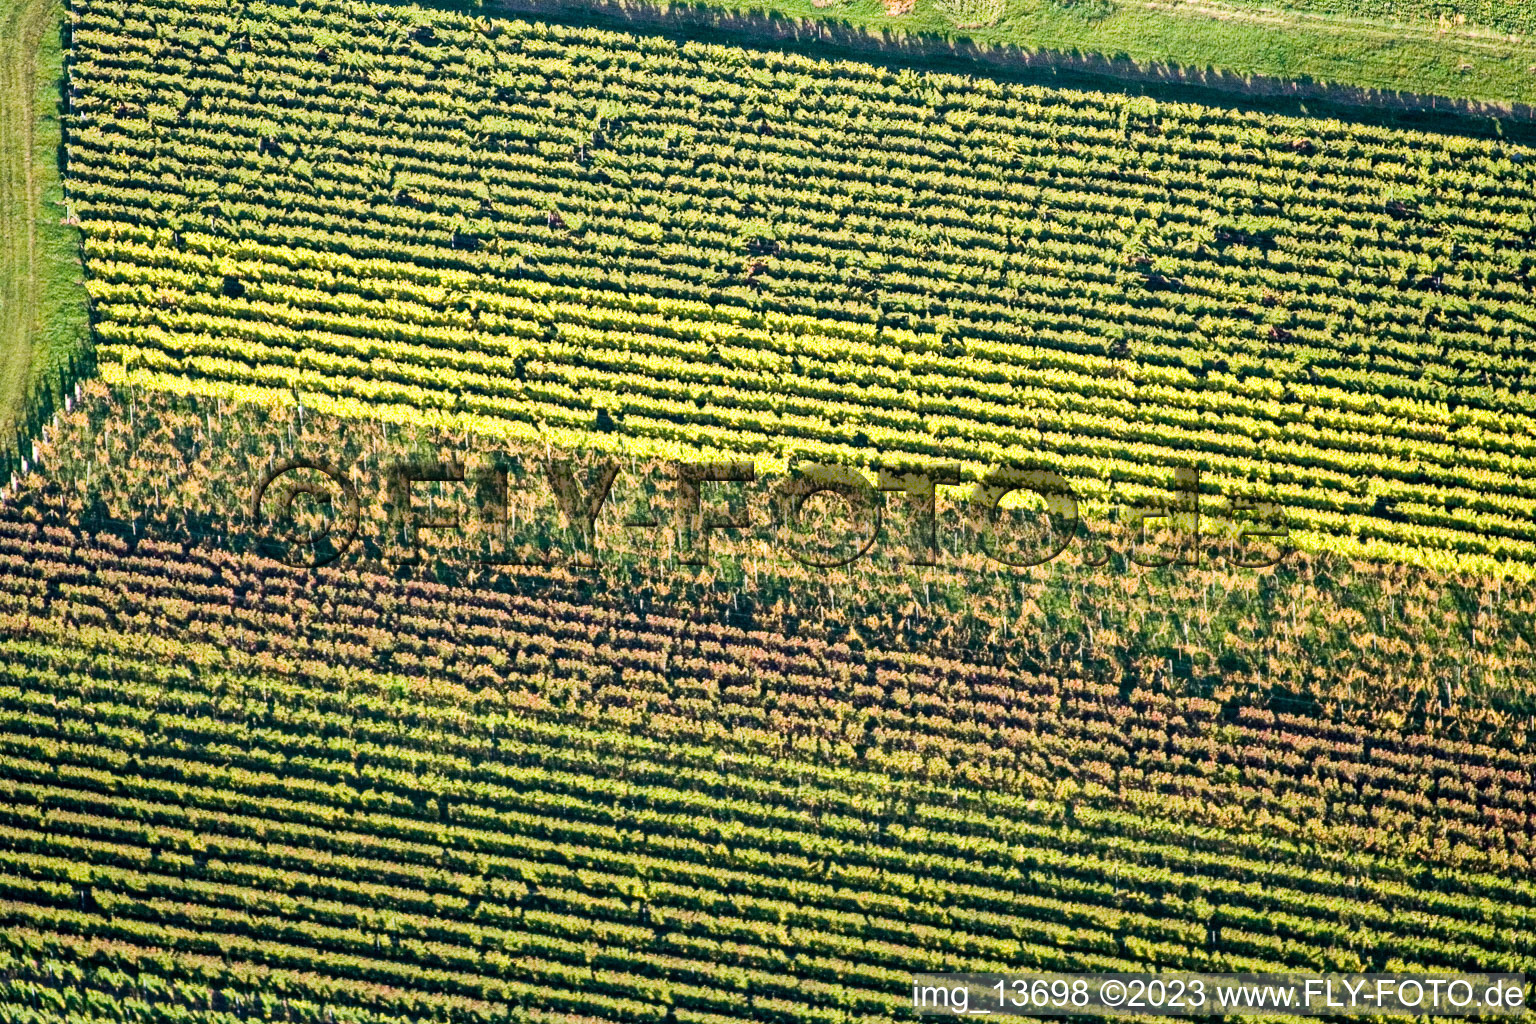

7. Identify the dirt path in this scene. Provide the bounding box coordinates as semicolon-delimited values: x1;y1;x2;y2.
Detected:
1128;0;1530;57
0;0;56;433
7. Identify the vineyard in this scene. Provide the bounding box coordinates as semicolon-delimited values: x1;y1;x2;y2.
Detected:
67;0;1536;578
1;0;1533;1017
34;382;1536;730
1;479;1535;1021
0;378;1524;1019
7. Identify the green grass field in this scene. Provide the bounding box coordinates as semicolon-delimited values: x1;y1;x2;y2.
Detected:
0;0;89;454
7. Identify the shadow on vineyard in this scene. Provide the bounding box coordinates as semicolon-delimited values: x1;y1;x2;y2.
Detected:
1;342;95;483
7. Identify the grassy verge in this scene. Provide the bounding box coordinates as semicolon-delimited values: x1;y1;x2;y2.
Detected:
0;0;89;460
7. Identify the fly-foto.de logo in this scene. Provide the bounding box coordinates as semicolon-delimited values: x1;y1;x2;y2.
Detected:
250;454;1290;572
